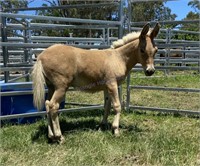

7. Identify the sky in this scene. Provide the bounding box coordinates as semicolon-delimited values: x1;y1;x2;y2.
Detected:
26;0;196;21
164;0;196;20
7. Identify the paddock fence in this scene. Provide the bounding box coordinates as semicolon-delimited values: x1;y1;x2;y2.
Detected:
0;1;124;122
1;0;200;122
1;1;124;83
126;11;200;116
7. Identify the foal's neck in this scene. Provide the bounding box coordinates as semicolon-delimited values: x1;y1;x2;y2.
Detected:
116;40;139;74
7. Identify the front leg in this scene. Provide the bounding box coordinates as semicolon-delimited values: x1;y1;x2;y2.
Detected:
106;81;121;136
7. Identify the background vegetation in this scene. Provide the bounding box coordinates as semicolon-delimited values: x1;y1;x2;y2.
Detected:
1;0;199;40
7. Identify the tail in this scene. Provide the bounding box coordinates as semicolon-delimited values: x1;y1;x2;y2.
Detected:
32;60;46;111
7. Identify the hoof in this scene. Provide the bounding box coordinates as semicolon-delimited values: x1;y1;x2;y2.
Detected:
98;123;111;131
112;127;120;137
57;135;65;144
48;135;65;144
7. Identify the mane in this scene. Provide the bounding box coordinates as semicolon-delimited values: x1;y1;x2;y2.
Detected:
111;30;151;49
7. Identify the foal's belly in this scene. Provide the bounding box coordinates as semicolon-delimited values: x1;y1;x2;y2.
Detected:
72;81;106;92
70;72;126;92
71;75;108;92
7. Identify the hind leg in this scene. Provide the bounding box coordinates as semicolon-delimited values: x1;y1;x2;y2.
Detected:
45;88;66;144
45;86;54;140
100;90;111;130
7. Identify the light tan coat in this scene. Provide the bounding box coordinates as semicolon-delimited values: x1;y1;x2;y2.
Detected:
32;23;160;143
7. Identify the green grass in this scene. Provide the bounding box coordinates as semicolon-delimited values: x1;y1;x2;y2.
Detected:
1;111;199;166
66;72;200;111
128;72;200;111
1;72;200;166
130;71;200;88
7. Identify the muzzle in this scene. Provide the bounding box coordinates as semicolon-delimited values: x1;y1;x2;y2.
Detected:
145;65;155;76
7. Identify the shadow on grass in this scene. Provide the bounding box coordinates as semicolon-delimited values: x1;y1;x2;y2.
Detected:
31;116;145;144
31;118;106;143
120;124;143;133
61;109;104;118
31;124;48;143
60;118;100;132
31;109;148;143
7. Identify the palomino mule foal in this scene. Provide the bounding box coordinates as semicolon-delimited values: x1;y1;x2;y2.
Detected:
32;23;160;143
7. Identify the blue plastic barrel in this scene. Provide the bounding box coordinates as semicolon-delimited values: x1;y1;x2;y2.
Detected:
1;82;65;124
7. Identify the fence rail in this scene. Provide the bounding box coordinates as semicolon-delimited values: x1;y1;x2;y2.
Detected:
130;86;200;93
0;105;104;121
1;1;200;122
0;12;122;26
128;106;200;116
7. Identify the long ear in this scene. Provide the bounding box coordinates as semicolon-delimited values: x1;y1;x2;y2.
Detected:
140;23;150;39
150;22;160;39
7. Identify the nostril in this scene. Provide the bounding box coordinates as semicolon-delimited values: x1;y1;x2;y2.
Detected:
146;69;155;76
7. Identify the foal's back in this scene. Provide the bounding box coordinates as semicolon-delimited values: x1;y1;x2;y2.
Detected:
37;44;123;91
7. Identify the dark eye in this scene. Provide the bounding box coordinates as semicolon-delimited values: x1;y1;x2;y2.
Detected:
140;49;145;53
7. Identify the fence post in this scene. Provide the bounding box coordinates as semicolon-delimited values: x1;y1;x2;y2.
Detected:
198;47;200;73
106;27;110;46
118;0;124;39
125;0;132;111
1;16;9;83
23;21;31;81
127;0;132;32
166;28;172;75
126;72;131;111
118;0;125;104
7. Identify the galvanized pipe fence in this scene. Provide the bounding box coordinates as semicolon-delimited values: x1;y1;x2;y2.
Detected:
0;1;124;121
126;18;199;116
0;16;121;82
1;0;200;122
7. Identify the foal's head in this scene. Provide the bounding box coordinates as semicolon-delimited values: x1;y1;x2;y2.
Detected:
138;23;160;76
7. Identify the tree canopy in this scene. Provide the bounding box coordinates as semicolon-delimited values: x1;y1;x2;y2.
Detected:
130;1;176;22
179;0;199;40
188;0;200;12
32;0;119;37
1;0;29;13
33;0;177;37
1;0;198;40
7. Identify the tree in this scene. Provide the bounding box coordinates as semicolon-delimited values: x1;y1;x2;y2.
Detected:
179;0;199;40
188;0;200;12
1;0;29;13
1;0;34;37
33;0;119;37
40;0;118;20
131;2;177;23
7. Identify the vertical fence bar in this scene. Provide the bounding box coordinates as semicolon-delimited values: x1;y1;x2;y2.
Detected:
118;0;125;103
1;16;9;82
125;0;132;111
118;0;124;39
102;28;106;45
23;21;31;81
27;22;33;64
126;72;131;111
166;28;171;75
198;47;200;73
106;27;110;46
127;0;132;33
